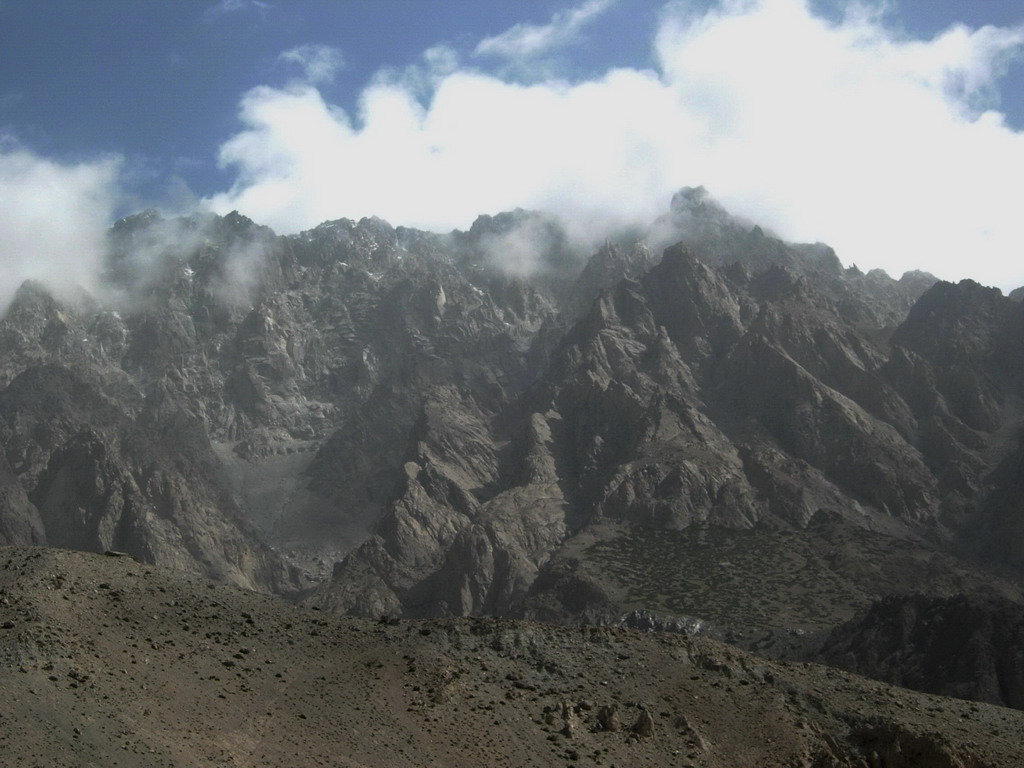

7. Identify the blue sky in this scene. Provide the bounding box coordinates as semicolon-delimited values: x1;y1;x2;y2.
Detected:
0;4;598;185
0;0;664;199
1;0;1023;300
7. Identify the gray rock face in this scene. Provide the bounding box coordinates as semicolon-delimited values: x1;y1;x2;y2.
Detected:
310;207;1024;626
4;190;1024;648
0;447;44;546
816;594;1024;711
306;206;1023;625
0;364;294;592
0;209;565;594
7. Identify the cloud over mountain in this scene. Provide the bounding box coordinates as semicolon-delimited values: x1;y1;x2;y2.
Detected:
205;0;1024;289
0;141;121;311
1;0;1022;307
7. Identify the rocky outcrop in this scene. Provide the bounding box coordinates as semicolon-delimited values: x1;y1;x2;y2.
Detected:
0;447;44;546
0;364;294;592
816;593;1024;710
315;392;570;617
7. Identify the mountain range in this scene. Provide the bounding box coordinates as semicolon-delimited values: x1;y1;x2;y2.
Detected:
3;187;1024;738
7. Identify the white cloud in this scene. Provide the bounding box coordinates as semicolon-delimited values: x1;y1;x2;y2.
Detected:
208;0;245;14
204;0;270;21
651;0;1024;288
0;141;121;311
279;43;346;85
474;0;617;60
206;0;1024;290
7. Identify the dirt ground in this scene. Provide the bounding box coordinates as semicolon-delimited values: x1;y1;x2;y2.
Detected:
2;546;1022;767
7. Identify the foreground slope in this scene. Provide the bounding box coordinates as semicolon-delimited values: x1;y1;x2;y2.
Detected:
2;546;1023;767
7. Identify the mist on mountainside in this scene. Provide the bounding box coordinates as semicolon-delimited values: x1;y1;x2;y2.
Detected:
4;0;1024;314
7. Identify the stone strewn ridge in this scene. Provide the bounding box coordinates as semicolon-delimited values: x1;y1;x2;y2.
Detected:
2;546;1023;768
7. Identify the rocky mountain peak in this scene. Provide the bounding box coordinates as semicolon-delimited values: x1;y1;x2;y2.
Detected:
1;190;1022;673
